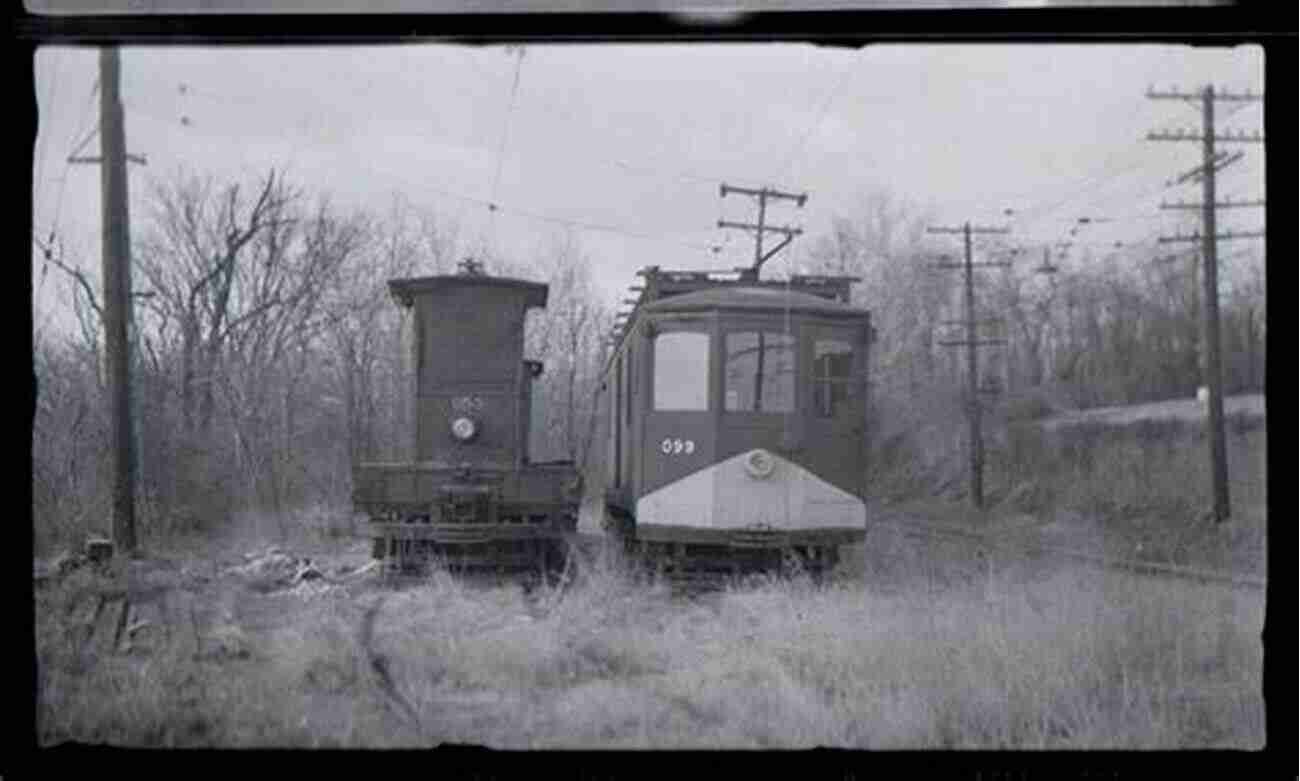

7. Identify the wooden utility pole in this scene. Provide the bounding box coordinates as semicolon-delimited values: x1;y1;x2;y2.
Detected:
69;47;144;554
927;222;1011;510
717;183;806;279
1147;84;1264;524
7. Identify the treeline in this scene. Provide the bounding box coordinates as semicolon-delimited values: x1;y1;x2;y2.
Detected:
32;175;1265;549
32;166;612;550
801;191;1265;491
803;191;1265;408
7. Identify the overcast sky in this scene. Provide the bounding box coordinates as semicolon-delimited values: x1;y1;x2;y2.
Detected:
31;42;1264;334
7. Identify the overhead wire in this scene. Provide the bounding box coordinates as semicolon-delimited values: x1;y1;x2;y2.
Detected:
120;55;782;264
33;48;64;212
1066;92;1261;220
1051;92;1264;261
40;73;100;272
772;47;863;185
989;87;1245;233
484;46;526;251
372;160;721;256
126;70;726;261
33;49;65;291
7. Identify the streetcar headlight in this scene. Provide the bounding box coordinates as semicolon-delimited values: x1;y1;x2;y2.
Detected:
450;416;478;442
743;449;776;479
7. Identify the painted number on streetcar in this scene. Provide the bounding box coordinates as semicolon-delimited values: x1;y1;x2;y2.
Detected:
451;395;485;414
660;438;695;455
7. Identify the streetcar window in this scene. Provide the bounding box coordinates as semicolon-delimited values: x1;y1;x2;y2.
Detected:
725;331;795;413
653;332;710;411
625;342;634;424
814;339;854;418
614;356;622;485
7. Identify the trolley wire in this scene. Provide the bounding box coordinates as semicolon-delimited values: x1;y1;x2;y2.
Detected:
138;68;738;261
484;46;526;247
772;47;863;185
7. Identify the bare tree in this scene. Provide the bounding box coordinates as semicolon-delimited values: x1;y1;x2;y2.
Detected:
128;166;371;530
134;168;297;439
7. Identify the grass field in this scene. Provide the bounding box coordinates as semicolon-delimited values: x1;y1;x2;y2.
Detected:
34;391;1268;749
35;531;1264;749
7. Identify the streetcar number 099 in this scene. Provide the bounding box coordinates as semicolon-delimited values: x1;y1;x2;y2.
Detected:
451;396;485;414
660;438;695;455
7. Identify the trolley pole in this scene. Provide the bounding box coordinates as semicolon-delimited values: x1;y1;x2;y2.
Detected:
927;222;1011;511
717;183;807;279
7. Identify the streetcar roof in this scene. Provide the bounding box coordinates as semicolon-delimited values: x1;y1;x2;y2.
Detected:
388;274;548;309
642;285;865;318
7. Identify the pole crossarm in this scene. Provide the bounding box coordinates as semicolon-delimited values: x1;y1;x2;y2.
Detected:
69;153;147;165
716;220;803;236
719;183;807;205
1146;87;1263;102
1161;198;1264;210
1158;230;1265;244
1147;129;1264;143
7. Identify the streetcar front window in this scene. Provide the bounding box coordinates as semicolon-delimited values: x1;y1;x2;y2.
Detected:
725;331;795;413
813;339;855;418
653;331;710;411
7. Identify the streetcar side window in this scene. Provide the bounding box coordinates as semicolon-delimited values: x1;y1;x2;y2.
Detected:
813;339;854;418
653;331;710;411
626;341;634;424
724;331;795;413
614;355;623;485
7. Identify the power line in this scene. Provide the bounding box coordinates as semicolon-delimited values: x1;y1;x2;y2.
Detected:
773;48;862;183
122;66;782;249
988;99;1193;225
42;76;101;258
33;49;64;211
995;89;1262;235
121;73;725;259
1006;147;1183;232
379;167;720;255
486;47;526;228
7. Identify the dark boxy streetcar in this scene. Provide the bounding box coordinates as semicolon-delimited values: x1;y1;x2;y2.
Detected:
352;262;580;574
597;267;873;578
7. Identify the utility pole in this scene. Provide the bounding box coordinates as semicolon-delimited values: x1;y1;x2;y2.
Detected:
717;183;807;280
1147;84;1264;524
927;222;1011;510
68;47;146;555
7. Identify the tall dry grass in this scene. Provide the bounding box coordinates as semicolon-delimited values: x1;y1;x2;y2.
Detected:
36;546;1264;749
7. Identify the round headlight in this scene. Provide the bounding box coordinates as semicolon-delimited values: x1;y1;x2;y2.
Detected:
743;449;776;479
450;416;477;442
